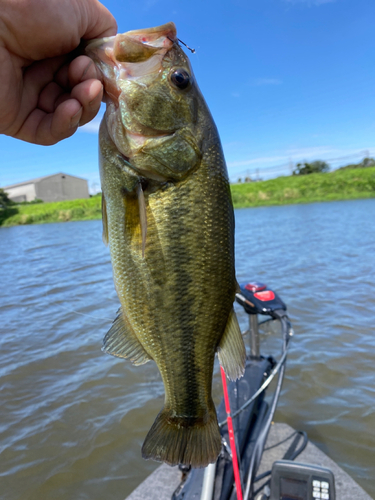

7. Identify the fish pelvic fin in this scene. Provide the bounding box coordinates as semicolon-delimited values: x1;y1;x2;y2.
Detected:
103;308;152;365
141;402;221;468
101;193;109;246
217;308;246;381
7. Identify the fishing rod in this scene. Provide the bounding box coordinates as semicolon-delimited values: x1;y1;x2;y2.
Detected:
220;366;244;500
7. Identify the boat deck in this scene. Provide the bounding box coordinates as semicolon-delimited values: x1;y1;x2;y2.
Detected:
125;422;373;500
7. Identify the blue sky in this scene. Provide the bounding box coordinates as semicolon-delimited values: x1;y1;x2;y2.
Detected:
1;0;375;190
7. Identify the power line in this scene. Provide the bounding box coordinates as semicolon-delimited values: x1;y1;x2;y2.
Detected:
230;149;372;182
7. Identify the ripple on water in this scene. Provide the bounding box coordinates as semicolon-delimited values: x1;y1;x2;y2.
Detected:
0;201;374;499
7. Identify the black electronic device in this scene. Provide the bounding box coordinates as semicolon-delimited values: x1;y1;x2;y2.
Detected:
269;460;335;500
235;282;287;317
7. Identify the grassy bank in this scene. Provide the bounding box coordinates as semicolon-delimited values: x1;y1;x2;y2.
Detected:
230;166;375;208
1;167;375;227
0;196;102;227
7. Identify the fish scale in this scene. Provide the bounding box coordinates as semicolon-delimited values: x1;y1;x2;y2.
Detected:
87;22;246;468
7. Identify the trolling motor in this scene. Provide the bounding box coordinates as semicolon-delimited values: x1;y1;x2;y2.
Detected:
235;284;335;500
173;281;336;500
172;280;294;500
235;282;287;358
234;283;292;500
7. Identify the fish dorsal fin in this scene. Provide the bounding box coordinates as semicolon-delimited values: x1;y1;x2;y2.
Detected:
137;183;147;258
102;193;109;246
103;308;153;365
217;309;246;381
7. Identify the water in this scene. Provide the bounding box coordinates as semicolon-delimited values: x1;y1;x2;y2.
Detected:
0;199;374;500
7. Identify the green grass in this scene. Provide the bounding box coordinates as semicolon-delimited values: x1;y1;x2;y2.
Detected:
1;167;375;227
0;196;102;227
230;166;375;208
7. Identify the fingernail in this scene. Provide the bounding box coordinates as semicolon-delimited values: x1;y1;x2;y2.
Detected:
70;107;83;128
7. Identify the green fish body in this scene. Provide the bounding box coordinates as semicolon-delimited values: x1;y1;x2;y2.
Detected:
86;22;245;468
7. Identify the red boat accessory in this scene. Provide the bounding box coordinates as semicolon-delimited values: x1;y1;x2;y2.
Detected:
221;366;243;500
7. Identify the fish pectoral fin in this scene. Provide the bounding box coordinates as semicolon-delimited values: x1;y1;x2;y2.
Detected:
137;182;147;258
102;308;152;365
217;309;246;381
102;193;109;246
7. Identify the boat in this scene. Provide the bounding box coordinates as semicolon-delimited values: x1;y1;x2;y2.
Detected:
125;281;373;500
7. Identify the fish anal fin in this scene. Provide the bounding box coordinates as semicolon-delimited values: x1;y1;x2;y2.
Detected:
142;402;221;468
102;193;109;246
103;308;152;365
217;309;246;381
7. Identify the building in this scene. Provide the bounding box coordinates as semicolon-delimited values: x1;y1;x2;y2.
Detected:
3;173;90;203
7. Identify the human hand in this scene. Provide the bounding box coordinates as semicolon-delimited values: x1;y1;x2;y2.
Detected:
0;0;117;145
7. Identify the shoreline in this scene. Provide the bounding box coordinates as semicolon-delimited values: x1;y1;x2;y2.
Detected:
1;167;374;227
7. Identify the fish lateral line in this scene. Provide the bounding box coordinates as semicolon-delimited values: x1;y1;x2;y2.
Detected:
94;21;238;468
137;182;148;258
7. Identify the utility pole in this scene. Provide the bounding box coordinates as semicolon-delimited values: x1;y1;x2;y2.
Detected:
289;158;294;176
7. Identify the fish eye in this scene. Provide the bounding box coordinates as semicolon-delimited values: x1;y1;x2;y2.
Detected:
170;69;191;90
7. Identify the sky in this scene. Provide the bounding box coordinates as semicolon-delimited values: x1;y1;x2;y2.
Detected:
1;0;375;190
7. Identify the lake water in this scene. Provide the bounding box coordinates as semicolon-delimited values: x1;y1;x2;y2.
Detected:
0;199;374;500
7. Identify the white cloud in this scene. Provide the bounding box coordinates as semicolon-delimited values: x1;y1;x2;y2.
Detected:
251;78;283;86
227;146;369;170
79;121;100;133
228;155;288;168
226;146;374;181
143;0;159;10
79;106;105;134
284;145;337;157
285;0;336;5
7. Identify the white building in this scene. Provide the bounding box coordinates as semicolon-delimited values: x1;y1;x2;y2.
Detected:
3;173;90;203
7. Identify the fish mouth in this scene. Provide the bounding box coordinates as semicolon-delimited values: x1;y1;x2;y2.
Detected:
112;22;177;64
88;23;180;181
86;22;177;97
86;22;177;66
125;22;177;46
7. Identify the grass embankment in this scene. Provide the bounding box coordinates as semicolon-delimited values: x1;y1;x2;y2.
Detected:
0;196;102;227
1;167;375;227
231;166;375;208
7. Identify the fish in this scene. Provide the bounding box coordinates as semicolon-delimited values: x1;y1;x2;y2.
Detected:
85;22;246;468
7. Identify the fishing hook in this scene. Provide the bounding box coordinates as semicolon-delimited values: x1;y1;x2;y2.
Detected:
167;36;196;53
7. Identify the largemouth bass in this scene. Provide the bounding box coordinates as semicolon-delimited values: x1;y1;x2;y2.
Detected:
86;22;246;468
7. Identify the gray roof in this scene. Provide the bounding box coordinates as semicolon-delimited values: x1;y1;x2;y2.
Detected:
3;172;88;189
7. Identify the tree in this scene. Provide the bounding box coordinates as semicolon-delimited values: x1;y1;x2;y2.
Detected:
362;157;375;167
293;160;330;175
0;189;13;209
339;157;375;170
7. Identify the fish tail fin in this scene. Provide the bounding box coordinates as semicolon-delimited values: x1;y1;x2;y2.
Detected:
141;402;221;468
